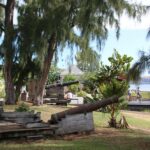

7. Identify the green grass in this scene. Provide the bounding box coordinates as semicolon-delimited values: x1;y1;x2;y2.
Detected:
125;115;150;129
141;91;150;99
93;111;110;127
131;91;150;100
0;132;150;150
94;111;150;129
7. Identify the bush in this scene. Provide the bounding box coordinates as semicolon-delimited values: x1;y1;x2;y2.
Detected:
15;103;30;112
63;74;79;94
84;96;98;104
77;90;87;97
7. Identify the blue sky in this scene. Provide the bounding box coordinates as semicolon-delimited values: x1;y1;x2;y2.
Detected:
99;29;150;65
57;0;150;71
58;29;150;69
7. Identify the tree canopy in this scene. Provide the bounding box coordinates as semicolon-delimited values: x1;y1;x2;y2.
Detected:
76;48;101;72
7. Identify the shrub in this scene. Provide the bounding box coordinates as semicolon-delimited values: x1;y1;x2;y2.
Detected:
63;74;79;94
77;90;87;97
15;103;30;112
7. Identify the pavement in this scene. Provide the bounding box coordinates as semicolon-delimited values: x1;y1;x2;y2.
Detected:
128;100;150;106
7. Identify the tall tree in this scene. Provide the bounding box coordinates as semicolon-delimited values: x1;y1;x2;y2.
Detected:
0;0;145;105
0;0;16;104
76;48;101;72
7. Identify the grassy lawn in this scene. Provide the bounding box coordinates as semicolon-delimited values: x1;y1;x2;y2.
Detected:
125;115;150;129
131;91;150;100
0;131;150;150
0;130;150;150
1;104;150;150
94;111;150;130
141;91;150;99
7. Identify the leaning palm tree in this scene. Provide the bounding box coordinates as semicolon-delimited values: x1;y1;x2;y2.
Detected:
128;51;150;82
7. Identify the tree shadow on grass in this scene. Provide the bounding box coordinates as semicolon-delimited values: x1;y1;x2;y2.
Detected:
1;132;150;150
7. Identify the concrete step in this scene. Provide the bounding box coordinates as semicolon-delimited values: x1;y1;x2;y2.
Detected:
25;122;50;128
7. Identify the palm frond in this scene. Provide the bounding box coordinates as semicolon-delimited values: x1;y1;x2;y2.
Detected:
146;27;150;39
128;52;150;82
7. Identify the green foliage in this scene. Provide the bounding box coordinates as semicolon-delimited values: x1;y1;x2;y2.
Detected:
98;50;132;127
82;50;133;127
15;103;30;112
76;48;101;72
128;51;150;83
47;65;60;84
81;72;97;95
99;80;128;98
82;50;133;98
76;90;87;97
97;49;133;83
63;74;77;82
63;74;79;93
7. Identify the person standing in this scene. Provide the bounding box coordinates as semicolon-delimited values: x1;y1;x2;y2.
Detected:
127;90;131;101
67;91;73;99
136;87;142;101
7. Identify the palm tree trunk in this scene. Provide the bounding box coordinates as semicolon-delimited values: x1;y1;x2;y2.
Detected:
4;0;15;104
109;104;117;127
33;33;56;105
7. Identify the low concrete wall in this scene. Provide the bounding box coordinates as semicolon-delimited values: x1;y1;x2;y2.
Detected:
0;112;41;124
69;97;84;105
55;112;94;135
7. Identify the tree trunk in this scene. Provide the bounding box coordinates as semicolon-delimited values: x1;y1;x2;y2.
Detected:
33;33;56;105
4;0;15;104
109;104;117;128
4;62;15;104
15;84;22;103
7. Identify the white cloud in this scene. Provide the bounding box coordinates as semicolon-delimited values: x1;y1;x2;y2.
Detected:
119;0;150;30
120;13;150;30
128;0;150;5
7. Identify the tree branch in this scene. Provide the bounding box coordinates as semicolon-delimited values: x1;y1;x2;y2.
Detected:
0;3;6;9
